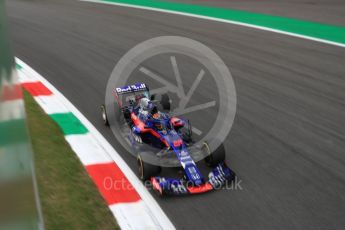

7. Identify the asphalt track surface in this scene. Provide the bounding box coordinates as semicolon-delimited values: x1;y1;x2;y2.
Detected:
7;0;345;229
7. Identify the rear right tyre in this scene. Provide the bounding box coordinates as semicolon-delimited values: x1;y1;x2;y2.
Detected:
101;105;109;126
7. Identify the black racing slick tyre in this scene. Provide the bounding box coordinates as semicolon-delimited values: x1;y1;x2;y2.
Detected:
101;105;109;126
160;93;171;111
150;93;171;111
137;154;161;181
122;106;132;126
203;142;225;167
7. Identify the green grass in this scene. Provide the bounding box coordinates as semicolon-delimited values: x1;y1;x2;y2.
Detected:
23;90;119;230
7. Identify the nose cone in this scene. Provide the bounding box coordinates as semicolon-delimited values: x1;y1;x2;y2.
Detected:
162;130;183;148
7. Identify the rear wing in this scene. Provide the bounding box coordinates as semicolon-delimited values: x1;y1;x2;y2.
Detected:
114;83;148;95
113;83;149;108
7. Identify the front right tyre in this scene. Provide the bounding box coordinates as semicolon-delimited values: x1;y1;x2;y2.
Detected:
137;153;161;181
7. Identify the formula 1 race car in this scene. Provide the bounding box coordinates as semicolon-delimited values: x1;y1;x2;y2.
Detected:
101;83;235;195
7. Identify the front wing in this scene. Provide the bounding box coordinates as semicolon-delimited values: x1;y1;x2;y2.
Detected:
150;163;236;196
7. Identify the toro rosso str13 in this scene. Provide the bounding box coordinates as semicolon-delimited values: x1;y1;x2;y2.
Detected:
101;83;235;196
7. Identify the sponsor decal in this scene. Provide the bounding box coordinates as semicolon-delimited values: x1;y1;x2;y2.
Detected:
116;83;147;94
151;177;163;194
173;139;183;147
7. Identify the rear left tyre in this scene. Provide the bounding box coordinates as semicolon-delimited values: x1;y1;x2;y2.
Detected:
160;93;171;111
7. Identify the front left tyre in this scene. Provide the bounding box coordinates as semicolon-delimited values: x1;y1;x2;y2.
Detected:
202;142;226;167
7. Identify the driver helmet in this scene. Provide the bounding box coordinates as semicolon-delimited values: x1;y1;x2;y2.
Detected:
139;97;151;111
135;94;145;102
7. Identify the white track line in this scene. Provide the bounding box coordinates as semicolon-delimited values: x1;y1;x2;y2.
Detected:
80;0;345;48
